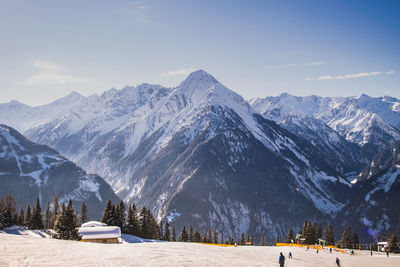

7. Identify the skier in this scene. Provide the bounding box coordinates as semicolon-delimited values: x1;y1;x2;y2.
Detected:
288;251;292;259
386;251;389;257
329;247;332;253
278;252;285;267
370;250;373;256
351;250;354;255
336;257;341;267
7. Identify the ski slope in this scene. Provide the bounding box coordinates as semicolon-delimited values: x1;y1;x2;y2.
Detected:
1;232;399;266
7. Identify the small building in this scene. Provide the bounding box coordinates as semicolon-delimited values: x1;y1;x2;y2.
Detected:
318;238;326;247
377;241;388;252
78;221;121;244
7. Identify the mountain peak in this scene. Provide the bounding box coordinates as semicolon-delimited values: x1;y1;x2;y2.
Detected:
179;70;218;89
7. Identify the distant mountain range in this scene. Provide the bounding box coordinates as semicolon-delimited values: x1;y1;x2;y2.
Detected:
1;70;399;242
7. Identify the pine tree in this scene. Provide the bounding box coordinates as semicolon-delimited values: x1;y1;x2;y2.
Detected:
303;220;308;240
250;233;254;245
52;195;59;228
159;220;164;240
260;232;266;246
303;220;313;244
17;208;24;226
388;233;399;253
101;200;114;226
207;228;213;243
53;200;80;240
1;195;16;228
240;232;245;245
114;201;126;229
127;204;139;236
316;223;323;240
139;206;148;238
213;228;218;244
163;220;171;241
110;205;117;226
1;207;12;228
24;204;32;229
80;202;89;225
44;202;53;229
178;225;188;242
221;232;224;244
172;226;176;241
188;225;194;242
325;225;334;244
31;197;43;229
150;212;160;239
340;226;351;248
312;222;318;244
193;230;201;242
285;228;294;243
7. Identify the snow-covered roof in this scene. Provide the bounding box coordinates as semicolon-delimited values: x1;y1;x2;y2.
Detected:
377;242;388;245
81;221;107;228
78;226;121;240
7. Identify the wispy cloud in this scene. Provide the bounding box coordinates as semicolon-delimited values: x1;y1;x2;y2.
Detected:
17;61;88;86
265;61;324;69
34;61;63;71
162;68;195;76
307;70;396;81
116;1;149;21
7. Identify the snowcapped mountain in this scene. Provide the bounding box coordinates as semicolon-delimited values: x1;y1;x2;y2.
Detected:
334;141;400;240
0;70;356;241
250;93;400;158
0;124;120;220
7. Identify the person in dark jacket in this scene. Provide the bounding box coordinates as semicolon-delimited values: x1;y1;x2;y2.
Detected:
279;252;285;267
336;257;341;267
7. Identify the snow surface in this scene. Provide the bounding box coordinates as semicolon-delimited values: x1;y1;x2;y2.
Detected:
1;232;400;266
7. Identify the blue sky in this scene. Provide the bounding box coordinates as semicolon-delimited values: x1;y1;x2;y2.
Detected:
1;0;399;106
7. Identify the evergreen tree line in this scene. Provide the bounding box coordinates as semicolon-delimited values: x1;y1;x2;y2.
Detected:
0;194;88;241
369;231;400;253
278;221;334;246
279;221;400;252
2;194;400;251
101;200;261;245
101;200;160;240
162;223;260;245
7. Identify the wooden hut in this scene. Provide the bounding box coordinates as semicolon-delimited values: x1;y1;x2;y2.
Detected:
78;221;121;244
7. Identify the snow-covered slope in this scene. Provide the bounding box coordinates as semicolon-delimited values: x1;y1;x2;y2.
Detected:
250;93;400;158
0;124;120;219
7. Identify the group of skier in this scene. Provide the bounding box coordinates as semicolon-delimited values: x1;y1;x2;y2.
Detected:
278;251;293;267
278;248;341;266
